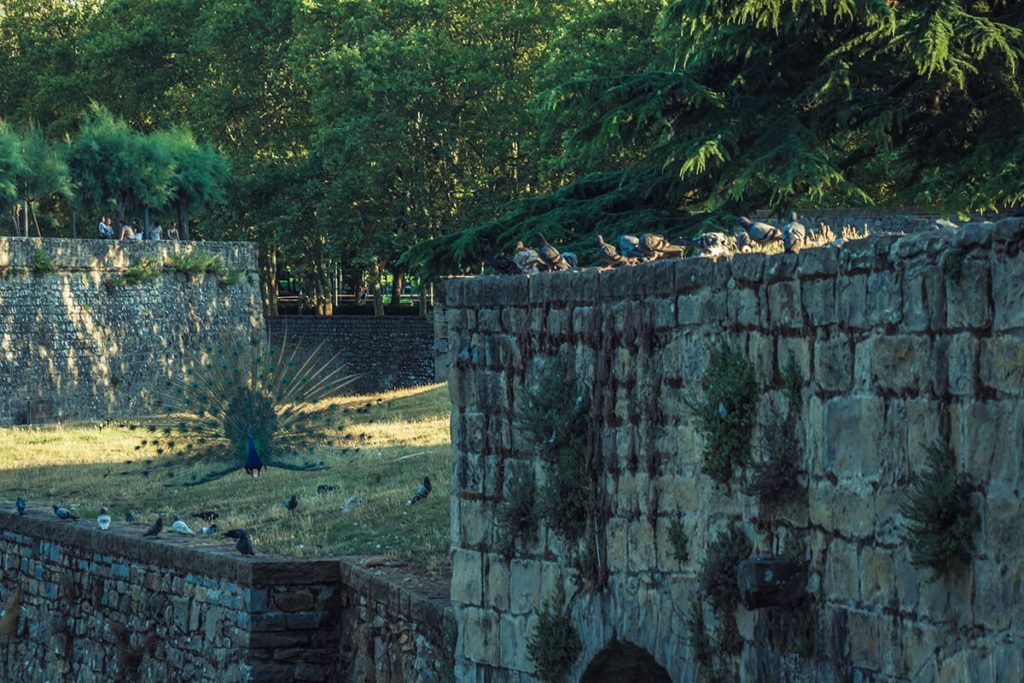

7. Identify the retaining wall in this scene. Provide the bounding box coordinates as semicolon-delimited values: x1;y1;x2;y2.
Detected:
0;238;262;426
267;315;435;395
440;218;1024;682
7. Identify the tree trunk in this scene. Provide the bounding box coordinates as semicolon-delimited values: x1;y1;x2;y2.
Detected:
30;202;41;237
259;247;279;317
418;281;429;318
389;269;404;312
23;200;29;236
370;263;385;317
177;202;190;240
72;209;77;238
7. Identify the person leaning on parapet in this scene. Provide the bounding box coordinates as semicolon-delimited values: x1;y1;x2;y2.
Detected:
147;220;162;241
98;216;113;239
166;222;180;240
119;220;134;240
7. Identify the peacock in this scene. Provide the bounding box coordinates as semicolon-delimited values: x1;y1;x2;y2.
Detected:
140;332;357;486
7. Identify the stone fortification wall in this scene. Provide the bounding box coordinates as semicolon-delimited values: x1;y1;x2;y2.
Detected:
267;315;435;395
0;509;453;682
440;219;1024;682
0;238;262;426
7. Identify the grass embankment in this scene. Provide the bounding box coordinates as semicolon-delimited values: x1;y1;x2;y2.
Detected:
0;383;452;576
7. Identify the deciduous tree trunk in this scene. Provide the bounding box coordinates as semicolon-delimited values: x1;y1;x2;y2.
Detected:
370;263;385;317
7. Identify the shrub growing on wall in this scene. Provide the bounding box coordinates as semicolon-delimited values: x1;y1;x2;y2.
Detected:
527;586;581;683
900;443;979;576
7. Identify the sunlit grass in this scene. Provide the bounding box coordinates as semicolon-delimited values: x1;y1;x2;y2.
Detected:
0;383;453;576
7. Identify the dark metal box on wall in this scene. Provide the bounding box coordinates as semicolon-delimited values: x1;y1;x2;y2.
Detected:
737;555;808;609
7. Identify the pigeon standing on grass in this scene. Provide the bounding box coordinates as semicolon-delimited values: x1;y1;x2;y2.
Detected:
53;505;78;521
738;216;783;245
407;476;432;506
201;524;219;535
172;514;196;535
284;495;298;513
97;507;112;530
781;212;806;253
225;529;255;556
143;515;163;537
192;511;218;522
15;497;25;516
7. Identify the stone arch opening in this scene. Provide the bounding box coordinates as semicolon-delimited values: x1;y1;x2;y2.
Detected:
579;639;672;682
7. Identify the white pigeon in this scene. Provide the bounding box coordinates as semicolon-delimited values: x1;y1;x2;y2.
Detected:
97;506;111;530
171;514;196;535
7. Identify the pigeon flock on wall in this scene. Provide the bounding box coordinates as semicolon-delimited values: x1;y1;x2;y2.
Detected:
485;213;921;275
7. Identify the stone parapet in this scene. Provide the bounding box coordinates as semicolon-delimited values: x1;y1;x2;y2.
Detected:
441;218;1024;682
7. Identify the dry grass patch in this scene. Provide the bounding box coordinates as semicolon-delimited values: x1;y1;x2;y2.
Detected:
0;383;452;576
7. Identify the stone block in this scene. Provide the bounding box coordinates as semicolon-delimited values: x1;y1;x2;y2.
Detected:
462;607;500;666
499;613;531;671
825;539;860;603
627;520;656;573
917;568;970;624
950;401;1021;487
986;495;1024;563
731;253;766;283
858;546;892;607
483;554;510;612
979;336;1024;396
945;256;991;329
606;518;629;573
765;252;799;281
865;269;902;325
848;610;879;671
860;334;931;395
901;259;945;332
950;221;994;249
509;560;542;614
821;395;884;476
450;550;483;606
676;257;717;293
767;281;802;330
727;284;760;327
992;251;1024;331
798;247;839;277
946;334;977;396
971;560;1012;630
832;486;876;539
801;277;838;326
836;273;868;328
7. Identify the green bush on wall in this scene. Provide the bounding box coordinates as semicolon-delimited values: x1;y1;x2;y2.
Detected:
900;443;979;576
526;586;581;683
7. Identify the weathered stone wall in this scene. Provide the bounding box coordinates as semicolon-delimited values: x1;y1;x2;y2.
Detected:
267;315;435;395
0;510;453;682
0;238;262;426
441;219;1024;682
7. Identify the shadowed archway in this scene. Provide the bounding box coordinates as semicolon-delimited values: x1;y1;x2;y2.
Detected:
579;639;673;682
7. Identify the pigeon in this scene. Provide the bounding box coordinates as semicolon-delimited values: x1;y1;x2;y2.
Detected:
284;494;298;513
53;505;78;521
15;497;25;516
143;515;163;537
317;484;338;494
596;235;632;268
781;212;806;253
617;235;644;260
97;507;112;530
225;528;255;556
484;244;521;275
690;232;736;257
407;476;432;506
201;524;219;535
192;511;219;521
532;233;570;271
513;242;545;274
126;511;140;523
638;234;686;260
738;216;783;245
172;514;196;535
245;429;263;478
562;252;579;268
734;229;754;253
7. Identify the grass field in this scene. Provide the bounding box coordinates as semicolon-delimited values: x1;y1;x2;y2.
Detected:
0;383;453;576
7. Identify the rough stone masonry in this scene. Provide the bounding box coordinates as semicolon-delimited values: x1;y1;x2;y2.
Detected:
441;218;1024;682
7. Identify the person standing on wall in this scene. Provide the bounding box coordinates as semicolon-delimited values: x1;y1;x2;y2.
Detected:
98;216;113;239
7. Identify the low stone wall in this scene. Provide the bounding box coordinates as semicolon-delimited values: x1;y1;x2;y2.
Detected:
0;238;262;426
267;315;435;395
440;218;1024;682
0;509;452;682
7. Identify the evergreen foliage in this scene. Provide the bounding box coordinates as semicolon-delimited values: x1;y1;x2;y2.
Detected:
900;443;979;576
514;357;594;545
526;585;582;683
31;248;55;274
686;343;758;487
496;469;539;557
699;523;753;614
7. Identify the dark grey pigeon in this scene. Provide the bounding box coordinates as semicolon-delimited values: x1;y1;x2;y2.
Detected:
638;234;685;260
142;515;163;537
596;235;631;268
15;497;25;516
317;484;338;494
225;528;255;556
562;251;579;268
484;244;521;275
738;216;782;245
532;233;570;271
53;505;77;521
284;494;298;513
692;232;736;256
407;476;432;506
781;212;806;253
192;510;219;522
